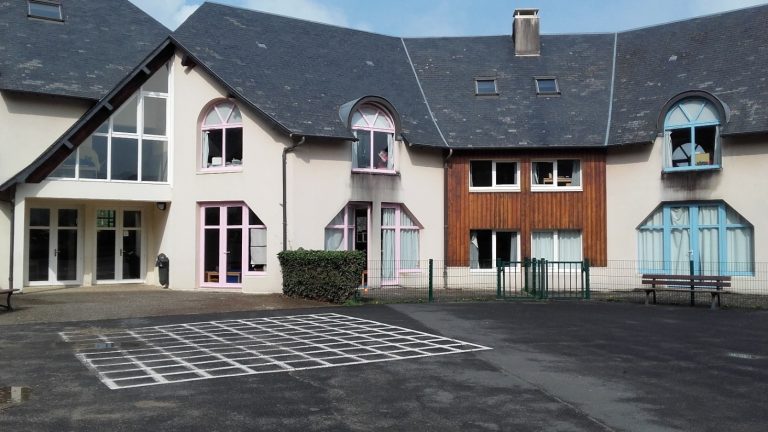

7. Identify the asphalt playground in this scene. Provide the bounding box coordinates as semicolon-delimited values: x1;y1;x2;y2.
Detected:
1;298;767;431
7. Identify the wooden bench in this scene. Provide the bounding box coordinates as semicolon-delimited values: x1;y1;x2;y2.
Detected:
0;289;20;311
635;274;731;309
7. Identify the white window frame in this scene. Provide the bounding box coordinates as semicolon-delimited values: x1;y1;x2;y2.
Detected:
351;105;396;174
469;160;521;192
530;159;582;192
469;230;521;272
475;78;498;95
49;62;172;184
535;77;560;96
200;100;244;172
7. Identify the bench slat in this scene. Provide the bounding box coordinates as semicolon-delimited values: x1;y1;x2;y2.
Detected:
641;280;730;288
642;274;731;281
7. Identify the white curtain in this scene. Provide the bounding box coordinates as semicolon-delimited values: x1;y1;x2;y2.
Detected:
324;228;344;251
558;231;582;261
202;132;209;167
470;232;479;269
670;207;690;273
532;232;554;261
387;134;394;170
639;228;664;271
381;208;396;279
570;161;581;186
698;206;719;274
728;227;753;273
400;230;419;269
509;233;518;262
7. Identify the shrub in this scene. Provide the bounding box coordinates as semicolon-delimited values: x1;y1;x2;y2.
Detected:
278;249;366;303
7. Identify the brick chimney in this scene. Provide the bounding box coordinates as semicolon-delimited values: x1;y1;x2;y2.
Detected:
513;9;540;56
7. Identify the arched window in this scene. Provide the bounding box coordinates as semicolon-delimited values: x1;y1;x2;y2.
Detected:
351;104;395;171
201;101;243;170
663;98;721;171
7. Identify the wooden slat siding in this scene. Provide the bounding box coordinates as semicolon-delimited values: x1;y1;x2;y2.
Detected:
446;149;607;266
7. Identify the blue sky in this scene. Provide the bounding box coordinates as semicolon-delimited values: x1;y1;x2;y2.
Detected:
128;0;768;36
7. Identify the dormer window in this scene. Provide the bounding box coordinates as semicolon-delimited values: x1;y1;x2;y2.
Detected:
201;101;243;171
663;98;721;171
475;78;498;95
28;0;63;21
535;77;559;96
351;104;395;172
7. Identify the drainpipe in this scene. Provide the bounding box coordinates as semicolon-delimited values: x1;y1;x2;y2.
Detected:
282;135;306;251
442;148;453;288
2;185;16;289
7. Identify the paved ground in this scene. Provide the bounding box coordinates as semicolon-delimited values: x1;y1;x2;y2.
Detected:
1;294;767;431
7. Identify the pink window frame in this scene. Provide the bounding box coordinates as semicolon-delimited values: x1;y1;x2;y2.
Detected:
381;204;421;280
326;203;371;253
199;202;266;289
200;101;243;172
351;105;396;174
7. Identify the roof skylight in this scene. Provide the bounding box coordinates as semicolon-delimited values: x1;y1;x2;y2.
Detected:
28;0;63;21
535;77;560;96
475;78;498;96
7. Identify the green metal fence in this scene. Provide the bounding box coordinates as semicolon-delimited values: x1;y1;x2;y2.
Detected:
356;258;591;304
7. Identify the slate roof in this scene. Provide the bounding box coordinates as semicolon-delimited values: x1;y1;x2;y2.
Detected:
609;5;768;144
172;3;445;146
404;34;615;148
0;0;168;100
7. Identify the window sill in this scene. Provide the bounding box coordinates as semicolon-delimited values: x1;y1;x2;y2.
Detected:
663;165;721;173
48;177;170;185
352;168;399;176
530;186;583;192
469;187;521;193
198;167;243;174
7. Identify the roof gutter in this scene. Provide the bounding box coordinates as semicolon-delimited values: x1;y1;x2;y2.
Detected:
283;134;306;251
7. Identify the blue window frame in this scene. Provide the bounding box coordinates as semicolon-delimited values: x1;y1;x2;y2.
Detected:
663;98;721;172
638;202;754;276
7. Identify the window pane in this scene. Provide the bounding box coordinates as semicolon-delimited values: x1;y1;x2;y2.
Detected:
381;208;396;226
373;131;390;169
355;132;371;169
143;97;167;136
226;229;242;279
203;228;220;276
400;209;416;227
400;229;419;270
641;208;663;227
249;209;263;225
217;103;234;124
670;228;690;273
470;230;492;269
29;1;61;20
227;206;243;225
699;227;719;274
666;106;689;126
670;128;693;167
351;111;365;128
30;208;50;227
204;129;223;167
639;228;663;271
670;207;689;226
123;210;141;228
476;80;496;94
113;96;138;134
325;228;345;251
532;162;553;185
374;113;392;129
225;128;243;166
693;125;716;165
204;207;220;226
536;78;558;94
698;206;718;225
204;108;221;126
470;161;492;187
496;232;516;263
96;121;109;134
141;140;168;182
79;136;108;180
558;231;581;261
96;210;116;228
697;103;719;123
727;227;753;273
58;209;78;227
143;66;169;93
532;232;554;260
726;208;748;225
249;227;267;270
328;209;345;227
557;160;579;186
29;228;50;281
111;138;138;180
496;162;517;185
50;151;77;178
230;106;242;123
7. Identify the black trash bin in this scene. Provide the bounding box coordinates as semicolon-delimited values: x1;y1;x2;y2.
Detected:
155;253;169;288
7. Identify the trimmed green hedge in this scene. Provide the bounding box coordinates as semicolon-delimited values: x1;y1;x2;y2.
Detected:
278;249;366;303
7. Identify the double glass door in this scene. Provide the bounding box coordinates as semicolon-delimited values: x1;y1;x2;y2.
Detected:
96;209;143;282
28;208;81;284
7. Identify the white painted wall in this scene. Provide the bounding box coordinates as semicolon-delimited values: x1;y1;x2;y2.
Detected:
0;92;91;185
0;202;10;289
606;134;768;262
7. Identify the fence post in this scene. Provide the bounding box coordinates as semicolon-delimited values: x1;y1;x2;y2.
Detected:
689;258;695;307
531;258;537;297
428;259;434;303
496;259;502;299
540;259;547;299
583;258;591;300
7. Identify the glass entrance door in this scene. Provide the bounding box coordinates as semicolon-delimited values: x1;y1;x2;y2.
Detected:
27;208;81;285
95;209;143;282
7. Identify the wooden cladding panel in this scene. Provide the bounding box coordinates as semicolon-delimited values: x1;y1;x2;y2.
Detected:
446;150;607;266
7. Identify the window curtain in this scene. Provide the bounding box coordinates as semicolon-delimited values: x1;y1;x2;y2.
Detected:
532;232;554;261
249;227;267;267
558;231;582;261
324;228;344;251
663;131;672;169
639;229;664;272
670;207;690;273
509;233;518;262
399;211;418;269
532;163;541;184
381;208;396;279
570;161;581;186
387;133;394;170
698;207;719;274
202;132;210;168
470;232;479;269
727;228;753;273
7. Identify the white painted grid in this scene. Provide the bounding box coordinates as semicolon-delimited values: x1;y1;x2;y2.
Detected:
60;313;492;390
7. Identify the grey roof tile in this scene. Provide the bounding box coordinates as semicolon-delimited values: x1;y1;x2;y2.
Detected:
0;0;168;100
173;3;445;146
